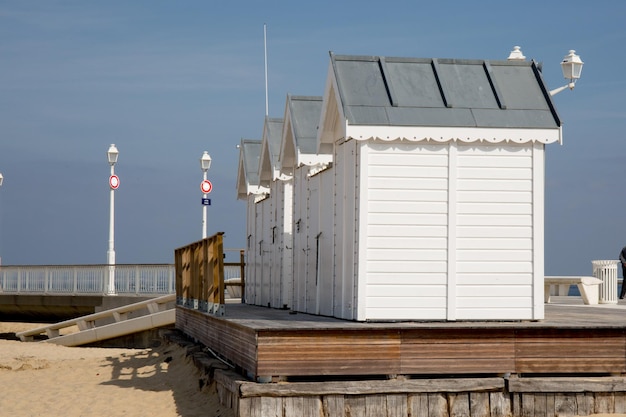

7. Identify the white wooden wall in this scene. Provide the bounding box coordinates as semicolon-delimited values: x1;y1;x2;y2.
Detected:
317;169;334;316
333;140;358;320
356;141;542;321
269;180;282;308
279;180;294;310
362;142;450;320
245;195;257;305
249;179;294;310
292;167;308;312
268;178;294;309
289;163;335;316
260;197;272;307
249;197;271;307
454;144;540;320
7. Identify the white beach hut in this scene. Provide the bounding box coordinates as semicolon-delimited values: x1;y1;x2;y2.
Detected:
278;95;332;315
236;138;265;305
257;117;289;309
312;52;561;321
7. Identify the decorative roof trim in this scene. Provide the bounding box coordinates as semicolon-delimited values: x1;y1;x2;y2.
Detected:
249;185;270;197
307;162;333;178
346;125;561;144
297;151;333;168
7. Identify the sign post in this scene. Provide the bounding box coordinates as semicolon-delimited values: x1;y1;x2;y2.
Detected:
201;179;213;238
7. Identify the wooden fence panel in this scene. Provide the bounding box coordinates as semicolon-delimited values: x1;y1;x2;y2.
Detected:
174;232;225;313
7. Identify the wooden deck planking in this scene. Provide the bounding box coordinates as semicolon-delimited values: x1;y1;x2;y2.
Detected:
176;300;626;381
515;358;626;374
514;327;626;374
401;329;516;375
177;308;258;373
257;330;401;376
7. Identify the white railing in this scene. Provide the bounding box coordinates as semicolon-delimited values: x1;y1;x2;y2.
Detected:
0;264;176;296
0;263;244;296
16;294;176;345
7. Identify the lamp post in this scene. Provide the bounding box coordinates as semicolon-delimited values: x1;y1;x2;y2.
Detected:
107;144;119;295
550;50;584;96
200;151;212;239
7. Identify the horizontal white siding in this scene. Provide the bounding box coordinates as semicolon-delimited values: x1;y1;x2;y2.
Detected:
455;145;533;320
364;142;449;320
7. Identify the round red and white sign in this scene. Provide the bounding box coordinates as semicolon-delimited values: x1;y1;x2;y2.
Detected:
200;179;213;194
109;174;120;190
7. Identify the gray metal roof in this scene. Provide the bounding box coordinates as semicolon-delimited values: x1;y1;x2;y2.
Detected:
330;53;560;129
241;139;262;185
259;117;284;184
264;117;284;166
288;95;323;154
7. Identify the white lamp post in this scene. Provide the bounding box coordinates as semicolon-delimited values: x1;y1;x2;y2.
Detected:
107;144;119;295
200;151;212;239
550;50;584;96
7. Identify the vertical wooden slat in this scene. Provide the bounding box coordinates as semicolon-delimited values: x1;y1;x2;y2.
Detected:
534;393;547;417
428;393;448;417
576;393;593;416
489;391;511;417
346;396;366;417
615;392;626;414
594;392;614;415
387;394;408;417
546;393;555;417
469;392;489;417
409;393;429;417
555;393;576;416
174;232;226;312
521;393;534;417
239;397;260;417
448;393;469;417
215;232;225;305
302;397;322;417
284;397;304;417
174;247;182;304
260;397;282;417
323;395;345;417
365;394;386;417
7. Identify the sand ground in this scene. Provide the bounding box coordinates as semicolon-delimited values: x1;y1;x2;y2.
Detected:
0;322;234;417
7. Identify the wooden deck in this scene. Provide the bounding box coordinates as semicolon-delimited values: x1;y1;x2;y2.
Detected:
175;297;626;382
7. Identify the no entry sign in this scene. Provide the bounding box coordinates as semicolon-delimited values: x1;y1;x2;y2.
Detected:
200;179;213;194
109;174;120;190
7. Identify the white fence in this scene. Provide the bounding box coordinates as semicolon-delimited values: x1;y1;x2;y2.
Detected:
0;264;176;296
0;263;244;296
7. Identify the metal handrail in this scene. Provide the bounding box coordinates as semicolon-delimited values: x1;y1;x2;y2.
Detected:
0;263;245;297
0;264;175;296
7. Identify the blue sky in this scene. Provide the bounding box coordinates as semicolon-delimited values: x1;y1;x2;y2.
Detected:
0;1;624;276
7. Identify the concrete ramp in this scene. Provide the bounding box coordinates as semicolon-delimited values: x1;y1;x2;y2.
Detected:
16;294;175;347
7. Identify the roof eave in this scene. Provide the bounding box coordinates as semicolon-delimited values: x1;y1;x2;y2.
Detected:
346;125;561;144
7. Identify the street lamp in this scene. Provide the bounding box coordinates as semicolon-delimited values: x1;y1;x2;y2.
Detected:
550;50;584;96
107;144;119;295
200;151;212;239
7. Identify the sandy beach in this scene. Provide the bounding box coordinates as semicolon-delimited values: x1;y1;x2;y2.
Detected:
0;322;233;417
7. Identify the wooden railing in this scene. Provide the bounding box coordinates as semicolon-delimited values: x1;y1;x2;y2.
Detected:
175;233;244;315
